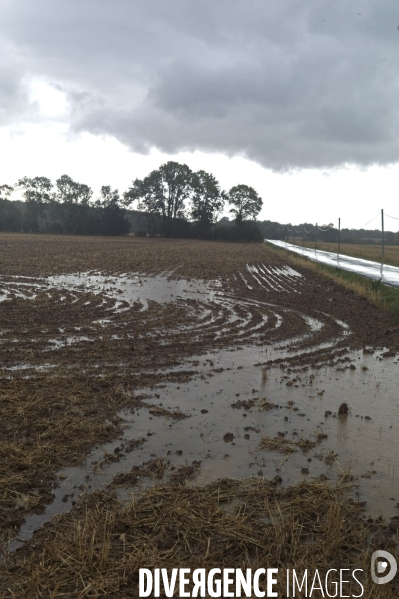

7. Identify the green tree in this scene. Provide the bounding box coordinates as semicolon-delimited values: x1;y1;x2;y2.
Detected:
17;176;53;232
159;161;192;224
227;184;263;224
124;170;163;236
0;184;14;200
0;184;21;231
97;186;130;236
55;175;92;205
125;161;193;236
52;175;93;234
17;176;53;204
191;170;225;236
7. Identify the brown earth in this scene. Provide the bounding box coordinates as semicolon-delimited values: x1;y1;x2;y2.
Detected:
1;234;399;597
2;478;398;598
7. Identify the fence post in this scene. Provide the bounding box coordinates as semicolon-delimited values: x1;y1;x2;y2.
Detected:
315;223;318;249
338;217;340;254
381;209;384;264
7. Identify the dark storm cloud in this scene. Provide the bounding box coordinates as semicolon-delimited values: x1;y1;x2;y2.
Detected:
1;0;399;169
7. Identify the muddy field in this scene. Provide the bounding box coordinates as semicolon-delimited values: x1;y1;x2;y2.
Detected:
1;233;399;597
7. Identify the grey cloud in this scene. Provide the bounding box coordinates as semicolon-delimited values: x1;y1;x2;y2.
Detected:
0;42;34;126
1;0;399;169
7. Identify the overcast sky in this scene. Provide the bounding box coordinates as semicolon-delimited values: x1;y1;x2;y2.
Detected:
1;0;399;229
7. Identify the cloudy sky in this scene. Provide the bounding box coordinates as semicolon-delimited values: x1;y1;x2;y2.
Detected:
1;0;399;229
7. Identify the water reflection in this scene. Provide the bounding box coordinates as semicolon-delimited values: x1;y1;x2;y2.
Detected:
268;240;399;287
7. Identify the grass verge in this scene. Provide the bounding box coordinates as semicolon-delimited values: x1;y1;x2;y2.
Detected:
291;241;399;268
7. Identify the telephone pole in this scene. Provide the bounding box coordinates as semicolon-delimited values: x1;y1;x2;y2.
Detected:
381;209;384;263
338;217;341;254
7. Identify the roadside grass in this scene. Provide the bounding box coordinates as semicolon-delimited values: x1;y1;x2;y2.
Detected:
267;242;399;316
291;240;399;267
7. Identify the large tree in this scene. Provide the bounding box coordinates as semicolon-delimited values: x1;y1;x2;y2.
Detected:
97;185;130;236
227;184;263;224
55;175;92;205
125;161;193;236
124;170;163;235
0;184;21;231
0;184;14;201
51;175;93;234
191;170;225;233
17;176;53;204
17;176;53;231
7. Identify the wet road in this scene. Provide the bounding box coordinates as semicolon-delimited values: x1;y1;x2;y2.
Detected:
267;240;399;288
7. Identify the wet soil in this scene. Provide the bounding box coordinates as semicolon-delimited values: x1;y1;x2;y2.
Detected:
1;234;399;595
4;478;394;599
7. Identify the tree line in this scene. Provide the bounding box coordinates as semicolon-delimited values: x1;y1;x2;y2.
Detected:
0;161;264;241
261;221;399;246
0;176;129;236
125;161;262;240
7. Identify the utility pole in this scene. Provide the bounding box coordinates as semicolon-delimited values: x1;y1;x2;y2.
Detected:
381;209;384;263
338;217;341;254
315;223;318;249
294;228;296;245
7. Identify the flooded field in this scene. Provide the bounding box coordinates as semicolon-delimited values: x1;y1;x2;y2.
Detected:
1;234;399;597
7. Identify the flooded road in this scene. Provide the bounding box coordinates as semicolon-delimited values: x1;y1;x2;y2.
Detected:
267;240;399;287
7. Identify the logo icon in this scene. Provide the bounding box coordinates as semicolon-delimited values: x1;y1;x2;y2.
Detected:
371;550;397;585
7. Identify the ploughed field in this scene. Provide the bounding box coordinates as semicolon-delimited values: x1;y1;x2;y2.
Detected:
1;234;399;597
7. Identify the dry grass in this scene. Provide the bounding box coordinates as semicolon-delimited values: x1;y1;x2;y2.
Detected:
0;375;131;542
256;435;318;454
1;477;397;598
278;247;394;313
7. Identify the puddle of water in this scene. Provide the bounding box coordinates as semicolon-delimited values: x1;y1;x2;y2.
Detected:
4;265;398;552
0;266;350;373
2;362;56;372
246;263;303;293
0;271;219;314
268;240;399;288
46;336;93;350
47;272;219;312
10;343;399;551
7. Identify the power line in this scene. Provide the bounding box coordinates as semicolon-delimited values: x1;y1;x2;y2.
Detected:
360;213;380;228
278;213;395;237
